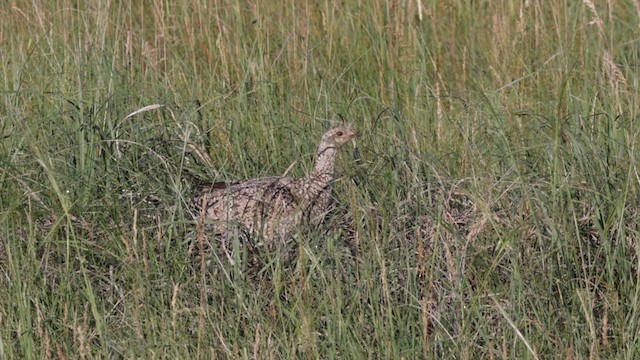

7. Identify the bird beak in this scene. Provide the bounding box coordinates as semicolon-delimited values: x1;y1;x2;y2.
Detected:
350;131;360;145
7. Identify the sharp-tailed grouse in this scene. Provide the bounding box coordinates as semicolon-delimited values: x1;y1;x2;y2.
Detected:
193;126;359;245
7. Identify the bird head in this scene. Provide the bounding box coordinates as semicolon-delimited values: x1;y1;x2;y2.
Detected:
322;126;360;147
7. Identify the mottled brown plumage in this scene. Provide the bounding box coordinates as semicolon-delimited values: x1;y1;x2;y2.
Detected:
193;126;359;245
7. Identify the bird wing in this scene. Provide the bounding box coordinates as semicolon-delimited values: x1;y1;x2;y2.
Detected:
193;176;303;221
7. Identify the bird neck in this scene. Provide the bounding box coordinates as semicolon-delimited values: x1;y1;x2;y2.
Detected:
310;141;338;182
296;141;338;209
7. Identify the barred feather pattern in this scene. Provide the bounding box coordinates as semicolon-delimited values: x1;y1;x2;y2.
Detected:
193;126;359;245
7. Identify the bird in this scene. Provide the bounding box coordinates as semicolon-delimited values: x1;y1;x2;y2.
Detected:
192;125;360;253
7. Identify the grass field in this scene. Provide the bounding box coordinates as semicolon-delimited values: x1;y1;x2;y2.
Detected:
1;0;640;358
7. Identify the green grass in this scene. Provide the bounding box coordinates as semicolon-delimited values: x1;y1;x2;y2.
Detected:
1;0;640;358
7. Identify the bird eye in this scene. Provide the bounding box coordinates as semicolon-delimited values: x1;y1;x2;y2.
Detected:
336;131;344;136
